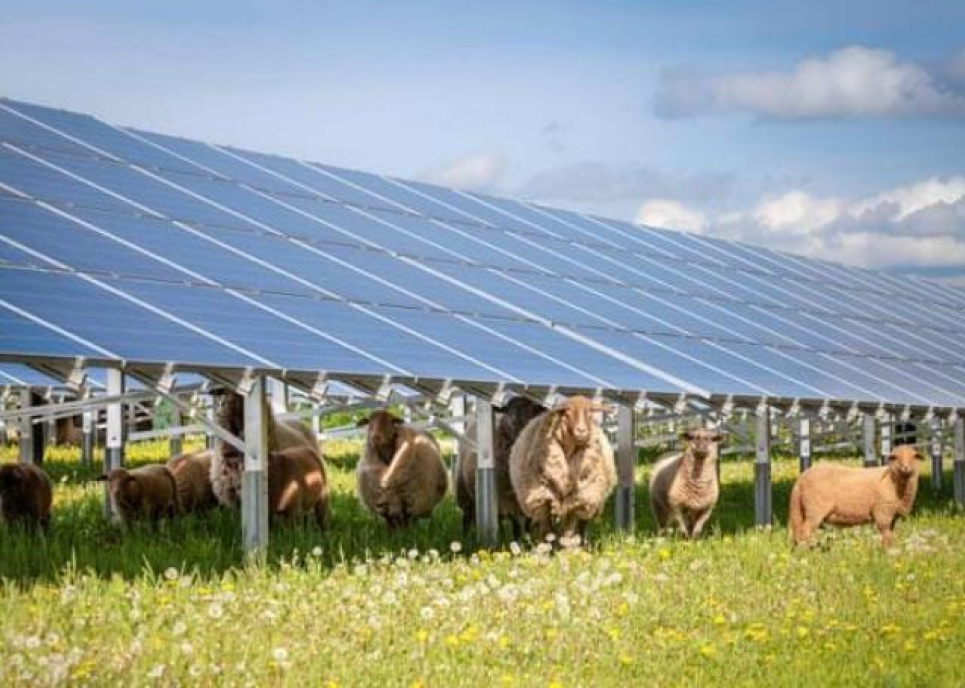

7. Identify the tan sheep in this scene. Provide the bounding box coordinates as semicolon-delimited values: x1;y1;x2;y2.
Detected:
103;464;178;525
509;396;617;544
167;449;218;514
0;462;53;530
649;429;723;539
789;445;922;548
268;446;330;527
211;391;318;507
356;411;448;529
456;397;546;538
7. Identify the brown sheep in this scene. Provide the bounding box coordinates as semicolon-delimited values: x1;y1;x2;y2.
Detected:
509;396;617;544
0;463;53;530
789;445;922;548
456;397;546;539
356;411;448;529
649;429;723;539
167;449;218;514
103;464;178;525
268;446;330;527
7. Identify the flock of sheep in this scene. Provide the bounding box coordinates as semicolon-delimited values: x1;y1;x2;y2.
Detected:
0;392;924;549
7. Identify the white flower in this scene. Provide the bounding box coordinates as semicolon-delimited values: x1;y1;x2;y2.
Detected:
25;636;41;650
164;567;179;581
272;647;288;663
172;621;187;636
545;533;556;543
407;548;419;560
420;606;434;621
312;546;323;557
208;603;224;619
509;541;522;556
180;642;194;655
450;541;463;553
147;665;165;679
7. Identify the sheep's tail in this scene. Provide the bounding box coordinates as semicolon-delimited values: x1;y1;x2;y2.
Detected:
788;480;805;543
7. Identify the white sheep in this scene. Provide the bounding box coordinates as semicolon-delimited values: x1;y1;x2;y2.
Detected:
509;396;616;544
649;428;723;539
356;410;448;529
789;445;922;548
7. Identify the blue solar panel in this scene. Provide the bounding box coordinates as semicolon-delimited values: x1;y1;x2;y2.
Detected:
2;97;964;407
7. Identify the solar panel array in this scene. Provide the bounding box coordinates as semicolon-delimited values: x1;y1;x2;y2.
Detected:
1;98;964;409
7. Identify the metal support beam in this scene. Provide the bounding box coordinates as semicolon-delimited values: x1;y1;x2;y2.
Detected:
204;394;216;450
104;370;125;516
169;406;183;458
930;418;943;495
614;404;636;532
81;409;94;467
449;394;466;488
18;388;34;464
754;406;772;527
474;398;498;547
798;416;811;473
242;376;270;554
268;377;288;415
862;413;876;467
311;402;322;444
879;414;892;464
954;416;964;507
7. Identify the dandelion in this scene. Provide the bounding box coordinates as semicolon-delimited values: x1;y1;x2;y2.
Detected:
147;665;165;679
180;642;194;655
208;603;224;619
658;548;671;561
408;548;419;560
509;541;522;557
700;644;717;658
312;546;323;557
272;647;289;663
420;606;434;621
164;567;179;581
415;630;429;643
172;621;187;636
25;636;41;649
450;541;463;554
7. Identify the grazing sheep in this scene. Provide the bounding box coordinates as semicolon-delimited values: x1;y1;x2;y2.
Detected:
103;464;178;525
649;429;723;539
356;411;448;529
211;391;318;507
789;445;922;548
0;463;52;530
167;449;218;514
268;446;329;527
509;396;617;544
456;397;546;538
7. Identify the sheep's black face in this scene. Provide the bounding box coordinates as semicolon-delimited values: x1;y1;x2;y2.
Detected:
0;467;23;497
359;411;403;464
217;393;246;439
684;429;724;461
499;397;546;438
888;445;922;477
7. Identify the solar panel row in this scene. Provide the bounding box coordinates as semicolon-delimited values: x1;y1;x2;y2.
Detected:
1;98;963;408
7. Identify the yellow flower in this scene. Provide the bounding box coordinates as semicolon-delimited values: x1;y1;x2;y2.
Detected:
658;548;671;561
445;634;459;648
415;630;429;643
713;614;726;626
796;626;810;639
619;655;633;666
498;635;509;649
700;644;717;658
879;623;901;635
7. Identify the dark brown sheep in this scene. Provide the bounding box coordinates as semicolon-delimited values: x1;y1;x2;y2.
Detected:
103;465;179;525
268;446;330;527
167;449;218;514
0;463;53;530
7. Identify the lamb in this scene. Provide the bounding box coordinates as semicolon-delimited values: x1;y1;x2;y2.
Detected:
456;396;546;538
103;464;178;525
0;463;53;530
268;446;330;526
211;390;318;508
509;396;617;544
356;410;448;529
167;449;218;514
789;445;922;548
649;429;723;539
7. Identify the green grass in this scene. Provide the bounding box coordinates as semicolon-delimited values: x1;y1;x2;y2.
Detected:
1;442;963;686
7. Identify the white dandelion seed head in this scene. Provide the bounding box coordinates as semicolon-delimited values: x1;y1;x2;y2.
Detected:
272;647;288;663
147;664;165;679
164;567;179;581
450;541;463;553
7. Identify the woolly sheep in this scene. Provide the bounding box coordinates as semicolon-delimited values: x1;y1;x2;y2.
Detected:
509;396;617;544
103;464;178;525
789;445;922;548
649;429;723;539
456;397;546;538
356;411;448;529
0;463;52;530
167;449;218;514
268;446;330;527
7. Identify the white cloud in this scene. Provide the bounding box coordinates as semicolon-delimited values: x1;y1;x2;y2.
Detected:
423;153;508;192
635;199;707;233
656;46;965;120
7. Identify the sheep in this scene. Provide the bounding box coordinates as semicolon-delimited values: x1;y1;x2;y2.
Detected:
211;390;318;507
509;396;617;544
356;410;448;529
268;446;330;527
649;429;723;539
167;449;218;514
103;464;178;525
789;445;922;548
0;463;52;530
456;396;546;539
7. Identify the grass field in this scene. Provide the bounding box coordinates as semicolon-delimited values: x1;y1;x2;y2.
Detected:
1;440;963;686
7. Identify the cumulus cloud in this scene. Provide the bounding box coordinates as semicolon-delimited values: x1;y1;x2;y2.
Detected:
655;46;965;120
423;153;508;192
635;176;965;273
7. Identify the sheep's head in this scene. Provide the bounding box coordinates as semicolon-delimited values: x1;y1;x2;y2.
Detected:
683;428;725;462
103;469;141;513
552;396;604;449
495;397;546;439
887;445;923;478
0;465;25;495
216;392;246;439
358;411;404;464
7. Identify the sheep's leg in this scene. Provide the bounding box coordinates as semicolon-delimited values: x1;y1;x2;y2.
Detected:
314;501;328;530
689;508;712;540
461;508;474;536
873;507;896;548
509;515;525;542
673;508;689;538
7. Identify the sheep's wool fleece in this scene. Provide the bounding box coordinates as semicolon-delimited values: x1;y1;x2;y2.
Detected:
357;427;448;521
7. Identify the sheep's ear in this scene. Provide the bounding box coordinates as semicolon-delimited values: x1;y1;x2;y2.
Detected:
391;416;404;426
588;402;606;413
96;474;108;482
492;404;508;414
712;433;726;443
914;451;925;461
885;453;896;463
682;431;695;441
356;417;370;428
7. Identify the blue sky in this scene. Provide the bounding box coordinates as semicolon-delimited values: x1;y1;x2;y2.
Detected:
2;1;964;279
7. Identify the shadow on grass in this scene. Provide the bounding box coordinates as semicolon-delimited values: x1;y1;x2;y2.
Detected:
1;456;960;586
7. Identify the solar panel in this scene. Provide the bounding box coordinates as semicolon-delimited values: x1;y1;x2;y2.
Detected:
1;96;963;409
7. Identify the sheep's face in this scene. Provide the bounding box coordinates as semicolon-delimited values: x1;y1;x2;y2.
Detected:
0;466;23;495
496;397;546;439
105;470;142;514
887;445;923;477
217;392;246;439
684;429;724;461
554;396;604;449
359;411;404;464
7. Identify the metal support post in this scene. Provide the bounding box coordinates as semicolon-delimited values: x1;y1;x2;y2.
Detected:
268;378;288;416
18;388;33;464
862;413;876;467
104;370;125;516
754;406;772;527
169;406;183;458
311;402;321;444
449;394;466;487
81;410;94;467
879;414;892;464
243;376;270;553
798;416;811;473
614;404;636;532
930;418;943;494
474;398;498;547
954;416;964;507
204;394;216;450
